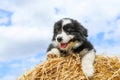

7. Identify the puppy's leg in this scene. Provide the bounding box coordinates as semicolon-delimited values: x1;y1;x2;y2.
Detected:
81;49;95;78
47;48;60;60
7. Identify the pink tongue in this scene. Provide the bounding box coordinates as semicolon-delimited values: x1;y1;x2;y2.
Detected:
60;43;67;48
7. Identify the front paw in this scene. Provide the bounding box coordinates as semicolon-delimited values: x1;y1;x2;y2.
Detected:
47;52;58;59
47;48;60;60
84;68;94;78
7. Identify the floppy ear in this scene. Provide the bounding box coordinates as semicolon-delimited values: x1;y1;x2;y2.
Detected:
52;34;56;41
73;20;88;41
52;23;56;41
81;26;88;37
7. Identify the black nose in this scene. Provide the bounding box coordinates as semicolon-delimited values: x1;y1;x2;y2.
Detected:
57;37;62;42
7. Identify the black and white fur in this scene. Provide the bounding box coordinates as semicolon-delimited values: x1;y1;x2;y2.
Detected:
47;18;96;78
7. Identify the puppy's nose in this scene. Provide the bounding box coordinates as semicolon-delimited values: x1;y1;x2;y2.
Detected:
57;37;62;42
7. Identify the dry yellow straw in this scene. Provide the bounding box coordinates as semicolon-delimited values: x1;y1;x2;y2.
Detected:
18;54;120;80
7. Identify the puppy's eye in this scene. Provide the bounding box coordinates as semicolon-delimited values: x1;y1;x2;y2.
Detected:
67;29;72;31
67;28;74;32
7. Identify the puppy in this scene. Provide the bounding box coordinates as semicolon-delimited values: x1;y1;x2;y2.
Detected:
46;18;96;78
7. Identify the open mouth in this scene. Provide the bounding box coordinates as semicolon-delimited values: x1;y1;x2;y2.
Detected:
60;43;68;49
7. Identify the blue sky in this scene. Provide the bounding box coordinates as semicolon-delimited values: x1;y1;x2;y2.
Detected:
0;9;12;26
0;0;120;80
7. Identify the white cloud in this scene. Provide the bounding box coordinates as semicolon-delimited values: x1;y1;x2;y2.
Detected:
0;0;55;61
0;26;51;61
110;20;120;39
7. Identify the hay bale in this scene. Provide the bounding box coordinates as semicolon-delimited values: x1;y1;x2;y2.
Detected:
18;54;120;80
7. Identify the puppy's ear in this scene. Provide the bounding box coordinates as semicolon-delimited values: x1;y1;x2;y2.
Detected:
52;34;56;41
73;20;88;41
52;24;55;41
52;23;56;41
82;26;88;37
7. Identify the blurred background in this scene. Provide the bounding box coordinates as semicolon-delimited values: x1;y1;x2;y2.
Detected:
0;0;120;80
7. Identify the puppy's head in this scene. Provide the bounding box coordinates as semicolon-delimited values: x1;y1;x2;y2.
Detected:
52;18;88;50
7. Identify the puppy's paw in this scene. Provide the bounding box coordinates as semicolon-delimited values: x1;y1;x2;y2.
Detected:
47;48;60;60
47;52;58;58
84;68;94;78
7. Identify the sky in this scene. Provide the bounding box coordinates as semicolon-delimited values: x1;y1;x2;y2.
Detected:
0;0;120;80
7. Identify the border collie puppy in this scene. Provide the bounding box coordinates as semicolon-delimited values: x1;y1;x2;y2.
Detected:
47;18;96;78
